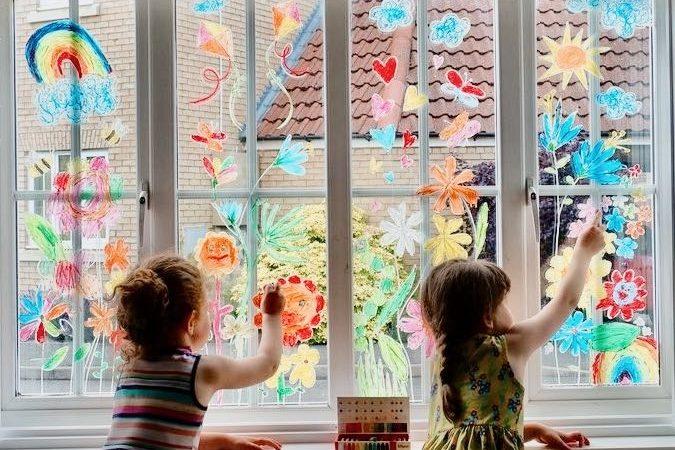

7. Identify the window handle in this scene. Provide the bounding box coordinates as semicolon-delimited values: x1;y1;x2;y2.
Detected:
526;177;540;242
138;180;149;249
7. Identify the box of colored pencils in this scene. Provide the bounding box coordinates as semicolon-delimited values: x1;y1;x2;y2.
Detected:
335;397;410;450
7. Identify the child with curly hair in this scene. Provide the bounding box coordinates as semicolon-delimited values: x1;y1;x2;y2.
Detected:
103;254;283;450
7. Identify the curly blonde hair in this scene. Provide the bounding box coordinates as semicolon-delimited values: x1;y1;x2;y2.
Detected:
114;254;205;360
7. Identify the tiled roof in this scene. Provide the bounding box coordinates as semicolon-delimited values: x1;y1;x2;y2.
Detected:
257;0;650;140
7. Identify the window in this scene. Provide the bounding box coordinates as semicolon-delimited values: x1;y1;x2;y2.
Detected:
349;0;498;402
11;0;139;397
531;0;668;400
0;0;674;441
175;0;328;407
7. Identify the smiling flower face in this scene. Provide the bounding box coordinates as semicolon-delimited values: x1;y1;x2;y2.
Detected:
252;275;325;347
195;232;239;276
597;269;648;321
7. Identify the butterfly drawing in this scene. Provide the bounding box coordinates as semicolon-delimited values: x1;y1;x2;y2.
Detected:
538;89;558;115
202;155;238;188
440;112;481;148
371;93;394;121
192;122;228;153
369;124;396;152
369;157;383;175
440;69;486;109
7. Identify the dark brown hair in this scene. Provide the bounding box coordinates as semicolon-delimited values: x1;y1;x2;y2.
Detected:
114;254;205;360
420;259;511;422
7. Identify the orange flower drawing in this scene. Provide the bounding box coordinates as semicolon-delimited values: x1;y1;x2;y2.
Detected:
252;275;325;348
416;155;478;214
84;301;116;338
194;232;239;276
104;239;130;273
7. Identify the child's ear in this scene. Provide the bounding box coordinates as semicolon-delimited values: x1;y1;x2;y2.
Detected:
187;310;198;336
483;312;494;332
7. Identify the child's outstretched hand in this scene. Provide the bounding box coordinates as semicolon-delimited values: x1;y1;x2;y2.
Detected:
575;212;605;256
525;423;590;449
261;283;285;316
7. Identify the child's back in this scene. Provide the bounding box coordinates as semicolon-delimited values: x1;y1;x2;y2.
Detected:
426;335;523;450
104;348;207;449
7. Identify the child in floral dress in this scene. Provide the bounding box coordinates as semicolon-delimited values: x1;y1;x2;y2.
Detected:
421;215;605;450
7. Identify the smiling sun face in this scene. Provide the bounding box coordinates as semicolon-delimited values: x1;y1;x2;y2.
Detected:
540;23;608;90
195;232;239;276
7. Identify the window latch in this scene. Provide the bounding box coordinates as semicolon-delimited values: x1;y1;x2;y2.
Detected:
526;177;540;242
138;180;150;249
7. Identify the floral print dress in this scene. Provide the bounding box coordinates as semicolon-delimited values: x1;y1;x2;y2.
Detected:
424;335;525;450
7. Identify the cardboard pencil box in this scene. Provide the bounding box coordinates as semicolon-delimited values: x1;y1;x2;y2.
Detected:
335;397;411;450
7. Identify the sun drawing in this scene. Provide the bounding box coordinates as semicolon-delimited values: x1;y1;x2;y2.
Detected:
539;23;608;90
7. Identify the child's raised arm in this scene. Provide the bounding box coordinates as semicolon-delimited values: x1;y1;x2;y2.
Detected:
197;284;284;397
507;213;605;362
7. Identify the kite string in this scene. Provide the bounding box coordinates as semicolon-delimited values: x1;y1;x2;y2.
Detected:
228;62;243;131
274;41;308;78
189;58;232;106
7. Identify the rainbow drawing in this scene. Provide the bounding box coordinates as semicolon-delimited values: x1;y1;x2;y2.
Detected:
25;19;112;84
592;336;659;385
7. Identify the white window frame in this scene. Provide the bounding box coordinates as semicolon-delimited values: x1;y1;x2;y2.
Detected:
0;0;674;446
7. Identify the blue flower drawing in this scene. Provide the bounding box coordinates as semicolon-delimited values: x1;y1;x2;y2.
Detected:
193;0;227;14
214;201;243;227
272;135;308;176
615;236;638;259
538;101;582;152
429;13;470;49
596;86;642;120
601;0;651;39
604;207;626;233
552;311;594;357
566;0;600;13
571;140;624;185
368;0;414;33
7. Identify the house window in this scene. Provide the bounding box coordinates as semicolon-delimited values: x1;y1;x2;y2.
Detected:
11;0;138;397
534;0;662;392
1;0;674;438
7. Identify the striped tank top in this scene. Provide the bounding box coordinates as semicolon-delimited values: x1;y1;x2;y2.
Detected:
103;348;208;450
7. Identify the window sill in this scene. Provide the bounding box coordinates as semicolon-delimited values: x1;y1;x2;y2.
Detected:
4;438;675;450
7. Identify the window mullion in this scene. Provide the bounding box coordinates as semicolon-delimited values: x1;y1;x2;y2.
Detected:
244;0;259;409
324;0;354;400
497;0;530;321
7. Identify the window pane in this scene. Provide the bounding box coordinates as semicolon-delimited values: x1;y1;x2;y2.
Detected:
536;1;658;387
14;0;138;397
175;0;327;407
350;0;498;400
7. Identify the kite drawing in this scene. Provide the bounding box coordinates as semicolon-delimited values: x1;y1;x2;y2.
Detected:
25;19;117;125
265;1;308;130
191;20;244;131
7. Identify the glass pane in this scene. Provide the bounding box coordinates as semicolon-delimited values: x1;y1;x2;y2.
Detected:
535;1;658;388
17;198;138;396
176;0;327;408
178;197;328;406
350;0;498;400
14;0;138;397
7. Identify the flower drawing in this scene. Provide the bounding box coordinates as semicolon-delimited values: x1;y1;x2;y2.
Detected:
417;156;478;215
253;275;325;348
597;269;648;321
194;232;239;276
538;100;582;152
615;237;638;259
626;221;645;240
379;202;422;257
551;310;594;357
545;247;611;309
604;208;627;233
84;301;115;338
398;299;435;358
272;135;308;176
265;354;292;389
104;238;129;273
424;215;472;264
18;289;68;343
289;343;320;388
571;140;624;185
